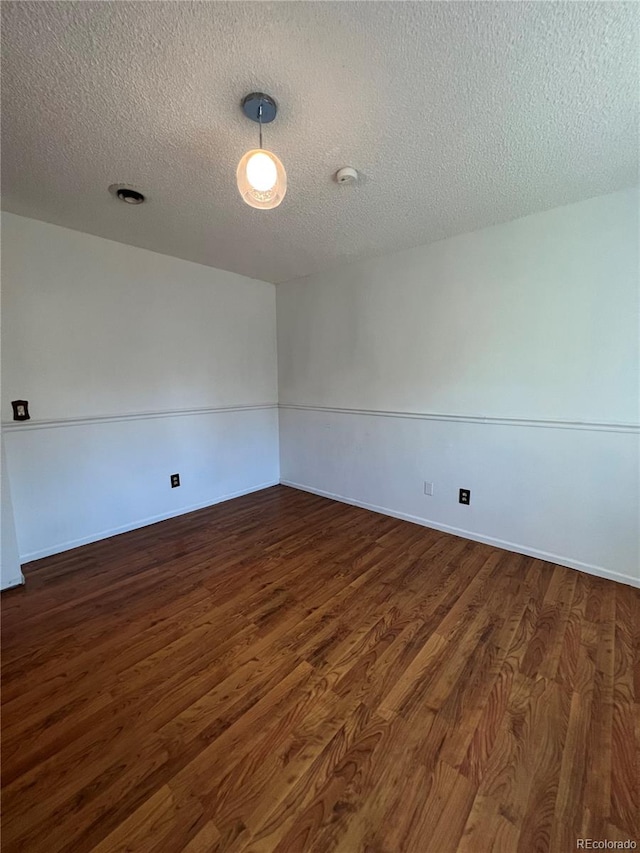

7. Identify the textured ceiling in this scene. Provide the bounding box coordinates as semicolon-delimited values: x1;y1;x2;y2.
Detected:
1;1;638;284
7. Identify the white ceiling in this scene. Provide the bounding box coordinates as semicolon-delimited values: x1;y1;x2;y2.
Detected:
1;1;638;284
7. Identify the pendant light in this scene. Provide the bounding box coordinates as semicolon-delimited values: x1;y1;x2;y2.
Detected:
237;93;287;210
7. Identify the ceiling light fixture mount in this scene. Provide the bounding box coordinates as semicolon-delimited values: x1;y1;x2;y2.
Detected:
241;92;278;125
237;92;286;210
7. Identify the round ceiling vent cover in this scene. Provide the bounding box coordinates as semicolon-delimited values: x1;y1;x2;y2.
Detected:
109;185;145;204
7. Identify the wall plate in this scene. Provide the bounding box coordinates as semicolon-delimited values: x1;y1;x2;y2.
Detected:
11;400;30;421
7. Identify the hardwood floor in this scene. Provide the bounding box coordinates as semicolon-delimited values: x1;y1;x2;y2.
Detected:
1;485;638;852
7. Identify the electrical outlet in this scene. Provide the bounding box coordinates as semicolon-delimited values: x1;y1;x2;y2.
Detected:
170;473;180;488
424;481;434;496
459;488;470;505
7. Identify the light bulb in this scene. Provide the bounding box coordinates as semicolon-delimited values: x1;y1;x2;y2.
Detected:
237;148;286;210
246;152;277;192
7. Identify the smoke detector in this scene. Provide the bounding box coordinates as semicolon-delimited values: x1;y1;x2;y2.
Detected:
335;167;358;185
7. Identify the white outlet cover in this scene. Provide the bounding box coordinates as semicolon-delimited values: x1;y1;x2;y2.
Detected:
424;481;434;496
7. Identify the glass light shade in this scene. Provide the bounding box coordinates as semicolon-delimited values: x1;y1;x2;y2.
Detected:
237;148;286;210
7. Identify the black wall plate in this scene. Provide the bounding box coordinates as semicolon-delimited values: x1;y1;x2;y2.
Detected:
11;400;30;421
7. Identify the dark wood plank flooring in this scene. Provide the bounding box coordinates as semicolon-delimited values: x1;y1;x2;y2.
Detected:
2;485;638;852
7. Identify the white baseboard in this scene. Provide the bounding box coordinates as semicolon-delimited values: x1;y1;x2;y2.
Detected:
0;573;26;592
20;480;280;564
19;477;639;591
281;480;640;590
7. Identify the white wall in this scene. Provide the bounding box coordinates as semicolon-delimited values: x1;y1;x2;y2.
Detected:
278;189;640;586
1;213;279;567
1;440;23;588
4;191;639;586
